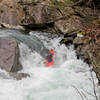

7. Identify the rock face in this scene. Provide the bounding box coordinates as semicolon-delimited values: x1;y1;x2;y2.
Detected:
21;4;62;26
0;0;62;28
55;16;84;34
0;37;22;72
73;24;100;82
0;0;99;30
0;0;25;27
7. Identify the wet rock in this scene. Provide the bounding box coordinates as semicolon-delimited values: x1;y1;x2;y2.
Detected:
73;37;84;45
0;24;2;28
55;15;84;34
0;37;22;72
60;37;73;45
0;72;29;80
9;72;29;80
75;45;90;62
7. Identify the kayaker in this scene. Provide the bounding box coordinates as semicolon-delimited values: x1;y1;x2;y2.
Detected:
45;49;55;67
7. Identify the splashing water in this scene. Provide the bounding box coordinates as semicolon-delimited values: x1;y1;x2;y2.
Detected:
0;31;100;100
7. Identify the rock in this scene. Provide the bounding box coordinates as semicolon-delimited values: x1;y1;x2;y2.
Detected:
17;0;36;4
88;46;100;81
54;6;100;35
0;0;62;28
0;0;99;32
0;72;29;80
55;0;65;3
21;4;62;25
17;0;50;4
0;24;2;28
0;0;25;27
75;45;90;62
0;37;22;72
60;37;73;45
55;15;84;34
73;37;84;45
1;23;24;30
9;72;29;80
74;6;99;20
50;0;73;5
60;6;75;17
74;24;100;83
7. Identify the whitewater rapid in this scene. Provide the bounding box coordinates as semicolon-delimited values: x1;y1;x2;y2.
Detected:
0;31;100;100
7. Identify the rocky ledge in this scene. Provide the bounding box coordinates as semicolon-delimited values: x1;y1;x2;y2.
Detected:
0;37;29;80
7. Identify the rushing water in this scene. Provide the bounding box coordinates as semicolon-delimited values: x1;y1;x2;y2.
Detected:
0;30;100;100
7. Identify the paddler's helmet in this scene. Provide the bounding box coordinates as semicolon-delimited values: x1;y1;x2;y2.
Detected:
50;49;54;52
50;49;54;55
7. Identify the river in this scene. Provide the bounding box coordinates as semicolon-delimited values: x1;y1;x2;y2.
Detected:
0;30;100;100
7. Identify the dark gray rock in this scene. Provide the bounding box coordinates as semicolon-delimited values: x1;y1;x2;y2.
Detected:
9;72;29;80
0;72;29;80
73;37;83;45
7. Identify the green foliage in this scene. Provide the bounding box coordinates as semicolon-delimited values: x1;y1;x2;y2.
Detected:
77;32;85;35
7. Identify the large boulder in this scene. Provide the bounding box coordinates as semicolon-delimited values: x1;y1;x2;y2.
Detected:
21;4;62;26
0;0;62;28
54;6;100;35
0;0;99;31
0;37;22;72
55;15;84;34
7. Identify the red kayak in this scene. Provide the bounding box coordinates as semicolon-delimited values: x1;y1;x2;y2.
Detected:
46;49;55;67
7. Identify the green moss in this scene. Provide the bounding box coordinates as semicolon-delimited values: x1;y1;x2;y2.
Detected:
77;32;85;35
